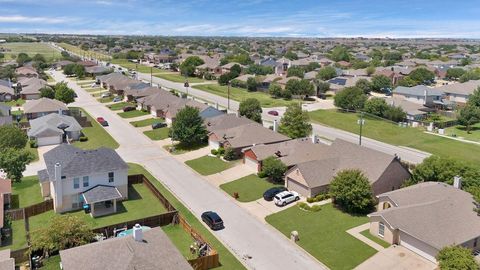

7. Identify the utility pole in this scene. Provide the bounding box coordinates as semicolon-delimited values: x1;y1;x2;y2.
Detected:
184;72;189;98
357;112;365;146
150;67;153;86
227;81;231;111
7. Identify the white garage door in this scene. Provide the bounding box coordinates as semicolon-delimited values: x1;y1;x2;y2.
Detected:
244;156;259;171
400;232;437;262
37;136;62;146
209;140;220;150
286;179;309;198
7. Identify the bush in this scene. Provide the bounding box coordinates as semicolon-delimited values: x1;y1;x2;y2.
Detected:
29;140;38;148
223;147;237;161
210;149;218;155
261;156;287;182
79;136;88;142
306;192;330;203
257;171;267;178
217;147;225;156
298;202;322;212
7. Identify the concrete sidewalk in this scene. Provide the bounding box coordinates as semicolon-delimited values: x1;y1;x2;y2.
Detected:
205;163;256;186
347;223;385;252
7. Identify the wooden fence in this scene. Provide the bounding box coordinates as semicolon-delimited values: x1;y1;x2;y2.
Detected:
128;174;176;211
10;247;29;263
5;200;53;221
5;208;24;221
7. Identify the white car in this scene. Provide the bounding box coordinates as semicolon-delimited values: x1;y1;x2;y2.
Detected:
273;191;300;206
101;92;112;98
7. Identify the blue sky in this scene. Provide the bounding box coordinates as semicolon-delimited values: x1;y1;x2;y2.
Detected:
1;0;480;38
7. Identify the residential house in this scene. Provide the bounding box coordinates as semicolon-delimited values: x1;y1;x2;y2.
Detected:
336;61;351;68
386;97;434;121
0;80;14;102
59;227;192;270
436;80;480;105
221;62;245;74
15;66;38;78
285;139;410;198
0;250;14;270
123;86;161;102
368;181;480;262
18;78;47;100
78;60;97;67
37;145;128;216
393;85;444;107
85;66;112;76
196;57;222;75
23;98;68;120
328;76;371;93
28;113;82;146
144;52;177;64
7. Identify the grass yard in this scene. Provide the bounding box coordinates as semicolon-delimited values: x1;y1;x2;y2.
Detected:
130;118;162;127
162;224;197;260
360;229;391;248
309;109;480;166
127;163;245;269
1;42;62;61
117;110;149;118
194;84;295;107
11;176;43;208
111;59;163;74
163;142;207;155
0;99;26;107
29;183;167;231
266;203;376;270
26;141;39;161
185;156;235;176
445;123;480;142
154;72;205;83
91;91;108;97
71;108;119;149
58;43;110;61
0;219;27;251
85;87;101;92
39;255;61;270
220;174;283;202
108;102;135;111
98;97;114;103
143;127;170;140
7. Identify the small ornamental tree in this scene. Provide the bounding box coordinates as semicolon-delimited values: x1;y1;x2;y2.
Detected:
329;169;374;214
239;98;262;123
437;246;478;270
170;106;208;146
246;77;258;92
269;83;282;98
279;103;312;139
261;156;287;182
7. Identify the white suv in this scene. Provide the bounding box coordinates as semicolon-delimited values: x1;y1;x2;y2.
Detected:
274;191;300;206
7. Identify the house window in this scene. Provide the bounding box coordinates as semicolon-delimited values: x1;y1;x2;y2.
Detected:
73;178;79;189
379;222;385;237
83;176;89;188
108;172;114;183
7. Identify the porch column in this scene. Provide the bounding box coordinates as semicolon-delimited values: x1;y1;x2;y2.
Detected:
91;203;95;217
113;199;117;213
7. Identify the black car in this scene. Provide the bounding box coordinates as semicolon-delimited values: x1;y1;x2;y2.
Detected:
100;120;109;127
152;122;167;129
201;211;224;230
123;106;136;112
263;186;288;201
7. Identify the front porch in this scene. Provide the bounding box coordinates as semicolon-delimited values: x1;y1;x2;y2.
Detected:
82;185;123;218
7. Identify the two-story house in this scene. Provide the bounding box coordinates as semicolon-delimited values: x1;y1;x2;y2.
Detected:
37;145;129;217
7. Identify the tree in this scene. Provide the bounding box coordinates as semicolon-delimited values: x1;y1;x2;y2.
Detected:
269;83;282;98
371;75;392;92
32;53;46;63
467;87;480;107
239;98;262;123
0;148;34;182
457;104;480;133
437;246;478;270
364;98;389;117
279;103;312;138
246;64;273;75
409;67;435;84
40;87;55;99
366;66;376;76
355;78;373;94
287;66;304;78
170;106;208;145
397;76;417;87
73;64;85;78
284;51;298;60
230;64;242;77
317;66;337;80
180;56;204;77
334;86;367;111
329;169;374;214
446;68;466;80
0;125;28;150
16;52;31;65
330;46;351;62
54;82;75;104
30;215;94;257
383;106;406;122
246;77;257;92
261;157;287;182
315;80;330;95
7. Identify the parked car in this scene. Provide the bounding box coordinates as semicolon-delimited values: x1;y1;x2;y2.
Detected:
267;110;279;116
201;211;224;230
123;106;136;112
96;117;109;127
113;96;122;103
263;186;288;201
73;92;78;98
101;92;112;98
152;122;167;129
274;191;300;206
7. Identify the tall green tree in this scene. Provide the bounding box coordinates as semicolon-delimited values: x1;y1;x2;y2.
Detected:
54;82;75;104
16;52;31;66
279;103;312;138
446;68;466;80
0;148;34;182
268;83;282;98
246;77;258;92
287;66;304;78
364;98;389;117
334;86;367;111
457;104;480;133
409;67;435;84
170;106;208;145
180;56;204;77
261;157;287;182
437;246;478;270
330;46;351;62
355;78;373;94
329;169;374;214
0;125;28;149
239;98;262;123
467;87;480;107
371;75;392;92
40;87;55;99
317;66;337;80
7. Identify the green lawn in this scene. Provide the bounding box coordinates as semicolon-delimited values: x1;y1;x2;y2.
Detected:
0;99;26;106
26;141;39;161
117;110;149;118
360;229;391;248
59;43;110;61
98;97;114;103
309;109;480;166
126;163;245;269
85;87;101;92
162;224;197;260
130;118;162;127
71;108;119;149
220;174;283;202
143;128;170;140
154;72;205;83
163;143;208;155
194;84;295;107
445;123;480;142
1;42;62;61
39;255;61;270
108;102;135;111
11;176;43;208
0;219;27;251
29;183;167;231
91;91;108;97
266;204;376;270
185;156;235;176
111;59;163;74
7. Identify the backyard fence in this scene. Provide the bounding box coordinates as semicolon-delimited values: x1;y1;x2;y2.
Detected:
10;247;29;263
128;174;176;212
5;208;24;221
24;200;53;218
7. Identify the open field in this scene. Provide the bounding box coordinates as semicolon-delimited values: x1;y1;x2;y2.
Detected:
111;59;164;73
130;118;162;127
309;109;480;166
143;127;170;140
58;43;110;61
194;84;295;107
117;109;149;118
0;42;62;61
360;230;391;248
154;72;205;83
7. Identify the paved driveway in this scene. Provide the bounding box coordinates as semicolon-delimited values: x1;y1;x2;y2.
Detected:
355;245;437;270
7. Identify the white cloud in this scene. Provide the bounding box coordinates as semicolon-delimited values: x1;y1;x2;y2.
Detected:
0;15;69;24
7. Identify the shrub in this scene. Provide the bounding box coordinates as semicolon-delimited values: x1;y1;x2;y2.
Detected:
217;147;225;156
298;202;322;212
79;136;88;142
257;171;267;178
211;149;218;155
29;140;38;148
223;147;237;161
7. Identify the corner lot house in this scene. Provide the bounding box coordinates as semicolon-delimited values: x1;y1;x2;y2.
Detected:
368;181;480;262
37;145;128;216
23;98;68;120
285;139;410;197
18;77;47;100
0;81;14;102
59;227;192;270
28;113;82;146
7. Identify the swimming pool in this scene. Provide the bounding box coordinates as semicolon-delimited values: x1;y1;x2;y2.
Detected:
116;226;151;237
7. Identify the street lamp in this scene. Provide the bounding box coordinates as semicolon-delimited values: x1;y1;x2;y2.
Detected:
357;112;365;146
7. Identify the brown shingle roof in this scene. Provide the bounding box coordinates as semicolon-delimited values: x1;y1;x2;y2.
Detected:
212;122;290;149
23;98;67;114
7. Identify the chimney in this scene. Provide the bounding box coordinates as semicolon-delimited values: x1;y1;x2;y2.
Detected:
311;134;317;144
133;224;143;242
273;120;279;133
54;162;62;182
453;176;462;189
53;163;63;211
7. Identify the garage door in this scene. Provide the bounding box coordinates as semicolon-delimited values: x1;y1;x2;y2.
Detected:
209;140;220;149
37;136;62;146
286;179;309;198
400;232;438;262
244;156;259;171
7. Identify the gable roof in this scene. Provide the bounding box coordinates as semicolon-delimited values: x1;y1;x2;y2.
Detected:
436;80;480;96
20;78;47;95
0;85;14;95
370;182;480;250
204;114;256;133
28;114;82;137
23;98;67;114
393;85;443;97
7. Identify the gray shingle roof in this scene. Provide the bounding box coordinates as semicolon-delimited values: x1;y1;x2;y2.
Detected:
436;80;480;96
393;85;443;97
82;185;122;204
23;98;68;114
27;114;82;137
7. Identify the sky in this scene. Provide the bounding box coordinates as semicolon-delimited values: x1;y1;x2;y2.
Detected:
0;0;480;38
